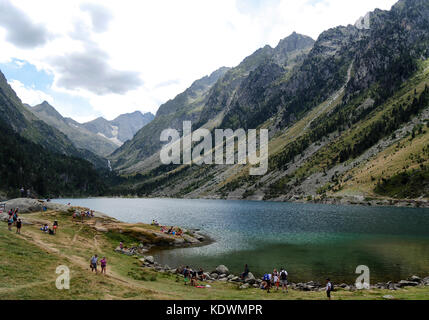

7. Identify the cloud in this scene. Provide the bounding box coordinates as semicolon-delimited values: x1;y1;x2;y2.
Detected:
8;79;54;105
0;0;52;49
0;0;398;121
50;45;143;95
80;2;113;33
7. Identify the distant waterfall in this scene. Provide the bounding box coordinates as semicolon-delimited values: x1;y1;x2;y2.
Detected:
107;160;112;172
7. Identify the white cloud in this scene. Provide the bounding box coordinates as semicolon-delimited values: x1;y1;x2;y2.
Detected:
0;0;398;121
8;79;54;106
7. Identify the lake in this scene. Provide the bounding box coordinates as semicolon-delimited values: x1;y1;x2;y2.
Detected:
54;198;429;283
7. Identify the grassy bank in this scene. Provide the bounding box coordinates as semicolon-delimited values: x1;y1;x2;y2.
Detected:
1;209;429;300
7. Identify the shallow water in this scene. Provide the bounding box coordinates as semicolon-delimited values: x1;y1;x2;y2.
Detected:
54;198;429;283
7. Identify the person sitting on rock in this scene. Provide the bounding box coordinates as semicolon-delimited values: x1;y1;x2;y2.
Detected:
197;268;206;281
241;264;249;279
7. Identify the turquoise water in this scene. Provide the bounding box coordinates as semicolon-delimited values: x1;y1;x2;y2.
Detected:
54;198;429;283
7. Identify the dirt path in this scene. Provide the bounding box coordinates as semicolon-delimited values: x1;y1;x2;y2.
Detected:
14;224;173;299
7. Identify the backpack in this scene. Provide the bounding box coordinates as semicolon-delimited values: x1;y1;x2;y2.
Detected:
263;274;269;281
280;271;287;280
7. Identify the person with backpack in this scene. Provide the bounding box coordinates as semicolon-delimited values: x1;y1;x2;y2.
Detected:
16;219;22;234
7;216;13;231
326;278;333;300
263;273;271;293
279;268;288;293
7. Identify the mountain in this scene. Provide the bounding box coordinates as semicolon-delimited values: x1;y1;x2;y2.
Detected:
108;0;429;203
0;71;109;197
111;33;315;172
81;111;154;146
110;66;232;171
29;101;119;157
0;71;77;156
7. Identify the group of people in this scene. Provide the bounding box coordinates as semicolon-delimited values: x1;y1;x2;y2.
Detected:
160;225;183;236
7;208;22;233
72;210;94;222
182;266;207;286
260;268;289;293
19;187;31;198
90;254;107;275
180;263;334;299
40;220;58;235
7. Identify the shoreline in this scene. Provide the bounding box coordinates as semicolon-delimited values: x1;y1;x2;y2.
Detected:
50;195;429;209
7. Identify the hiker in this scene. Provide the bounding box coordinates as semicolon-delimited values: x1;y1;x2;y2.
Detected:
100;257;107;275
20;187;25;198
12;210;18;226
53;220;58;234
183;266;190;285
8;217;13;231
279;268;288;292
273;269;279;290
326;278;333;300
90;255;98;274
119;241;124;250
16;219;22;234
241;264;249;279
72;211;77;221
41;224;49;233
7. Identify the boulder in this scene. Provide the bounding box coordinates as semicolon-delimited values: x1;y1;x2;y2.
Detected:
216;265;229;275
383;295;395;300
210;273;219;279
218;278;228;282
5;198;44;213
422;277;429;285
219;274;227;279
144;256;155;264
230;276;240;282
244;272;256;284
408;275;421;283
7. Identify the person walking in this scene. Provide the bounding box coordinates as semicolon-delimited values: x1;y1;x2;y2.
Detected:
90;254;98;274
7;217;13;231
100;257;107;275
